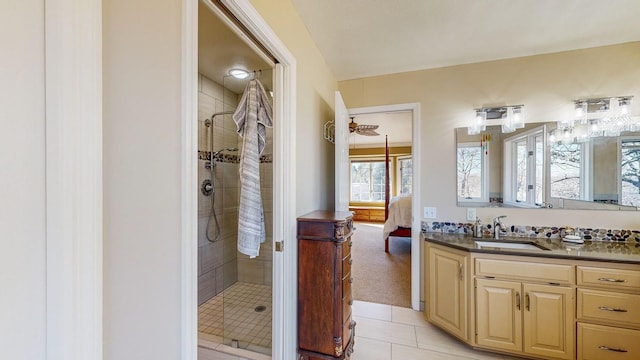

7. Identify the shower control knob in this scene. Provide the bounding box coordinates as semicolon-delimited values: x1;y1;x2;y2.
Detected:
201;179;213;196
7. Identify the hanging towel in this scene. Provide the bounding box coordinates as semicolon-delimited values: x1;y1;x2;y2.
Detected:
233;79;273;258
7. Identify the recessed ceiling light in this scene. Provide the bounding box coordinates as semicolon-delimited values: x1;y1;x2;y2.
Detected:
229;68;250;79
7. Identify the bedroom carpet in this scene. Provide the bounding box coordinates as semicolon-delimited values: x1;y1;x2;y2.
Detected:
351;222;411;308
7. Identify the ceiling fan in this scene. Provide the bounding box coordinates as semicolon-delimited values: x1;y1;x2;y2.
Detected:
349;116;379;136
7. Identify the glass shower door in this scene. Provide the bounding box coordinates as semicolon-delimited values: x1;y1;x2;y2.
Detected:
220;69;274;355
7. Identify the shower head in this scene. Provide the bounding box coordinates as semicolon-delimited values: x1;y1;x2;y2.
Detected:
212;147;238;156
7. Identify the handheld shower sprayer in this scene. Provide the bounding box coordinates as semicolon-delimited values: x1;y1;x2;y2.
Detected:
203;146;239;242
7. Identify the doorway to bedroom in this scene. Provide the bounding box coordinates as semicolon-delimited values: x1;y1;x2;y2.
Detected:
345;105;420;309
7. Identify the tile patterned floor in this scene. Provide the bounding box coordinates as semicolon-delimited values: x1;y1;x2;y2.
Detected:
199;299;525;360
199;282;272;356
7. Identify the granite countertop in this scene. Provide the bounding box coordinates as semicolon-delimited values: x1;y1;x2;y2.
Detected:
422;232;640;264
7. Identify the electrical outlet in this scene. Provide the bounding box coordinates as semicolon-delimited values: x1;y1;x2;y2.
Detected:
424;206;437;219
466;208;476;221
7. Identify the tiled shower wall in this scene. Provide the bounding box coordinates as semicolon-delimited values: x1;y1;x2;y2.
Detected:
197;74;273;305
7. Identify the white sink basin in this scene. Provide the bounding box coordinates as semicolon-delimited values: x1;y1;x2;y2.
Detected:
475;241;548;251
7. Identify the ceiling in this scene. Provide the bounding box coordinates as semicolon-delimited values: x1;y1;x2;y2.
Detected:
198;1;272;94
349;112;412;148
291;0;640;81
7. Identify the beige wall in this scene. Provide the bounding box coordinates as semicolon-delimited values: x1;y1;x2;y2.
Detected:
103;0;336;359
249;0;338;214
103;0;183;358
339;42;640;228
0;0;46;358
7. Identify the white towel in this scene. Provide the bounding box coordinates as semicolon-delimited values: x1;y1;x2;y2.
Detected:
233;79;273;258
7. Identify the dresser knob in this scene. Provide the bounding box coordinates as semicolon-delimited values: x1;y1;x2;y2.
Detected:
349;259;353;265
349;300;353;305
349;277;353;283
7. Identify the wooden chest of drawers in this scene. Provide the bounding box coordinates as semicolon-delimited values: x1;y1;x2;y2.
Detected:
297;211;356;360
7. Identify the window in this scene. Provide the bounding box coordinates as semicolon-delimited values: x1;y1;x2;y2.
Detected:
620;139;640;207
398;157;412;195
504;127;544;207
457;142;488;202
550;143;584;200
350;160;387;202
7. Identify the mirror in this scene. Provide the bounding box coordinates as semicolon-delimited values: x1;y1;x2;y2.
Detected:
456;123;640;210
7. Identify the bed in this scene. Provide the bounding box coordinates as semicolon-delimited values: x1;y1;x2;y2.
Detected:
383;136;412;252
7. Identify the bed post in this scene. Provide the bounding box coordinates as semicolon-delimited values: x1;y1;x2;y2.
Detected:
384;135;390;252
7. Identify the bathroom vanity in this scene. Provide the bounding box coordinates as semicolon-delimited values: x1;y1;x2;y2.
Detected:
423;233;640;360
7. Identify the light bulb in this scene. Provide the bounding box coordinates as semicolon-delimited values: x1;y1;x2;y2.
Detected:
229;68;250;79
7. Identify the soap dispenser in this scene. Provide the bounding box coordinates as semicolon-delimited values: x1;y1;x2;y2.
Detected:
473;218;482;238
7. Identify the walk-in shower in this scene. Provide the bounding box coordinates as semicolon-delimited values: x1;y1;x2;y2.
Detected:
197;69;274;357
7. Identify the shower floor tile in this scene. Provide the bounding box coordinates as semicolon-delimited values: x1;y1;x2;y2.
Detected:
199;282;272;356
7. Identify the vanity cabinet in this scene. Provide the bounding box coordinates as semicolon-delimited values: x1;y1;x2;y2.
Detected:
297;211;356;360
476;279;574;359
576;265;640;360
423;235;640;360
474;258;575;360
425;243;469;341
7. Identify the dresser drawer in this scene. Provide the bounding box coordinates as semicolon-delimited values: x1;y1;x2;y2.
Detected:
577;266;640;293
577;288;640;328
342;237;353;257
475;258;574;284
343;290;353;324
342;273;353;297
343;253;352;277
342;315;354;350
578;322;640;360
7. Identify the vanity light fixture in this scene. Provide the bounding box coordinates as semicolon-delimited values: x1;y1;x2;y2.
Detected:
228;68;250;79
468;105;525;135
467;110;487;135
618;97;632;115
551;96;637;144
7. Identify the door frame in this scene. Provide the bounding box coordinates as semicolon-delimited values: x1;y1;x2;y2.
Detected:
183;1;297;359
348;103;421;310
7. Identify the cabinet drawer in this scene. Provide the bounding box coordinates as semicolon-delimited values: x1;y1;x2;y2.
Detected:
475;258;574;284
342;237;352;257
342;315;354;349
577;288;640;328
343;290;353;324
343;253;352;277
342;274;353;297
578;322;640;360
577;266;640;293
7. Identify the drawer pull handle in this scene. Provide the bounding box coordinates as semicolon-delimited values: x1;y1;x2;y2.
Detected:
349;277;353;283
599;345;628;353
515;292;521;310
598;306;628;313
598;277;626;283
349;259;353;265
459;264;463;281
349;241;353;247
525;293;530;311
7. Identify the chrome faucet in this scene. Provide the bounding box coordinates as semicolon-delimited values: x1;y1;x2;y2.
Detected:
493;215;507;239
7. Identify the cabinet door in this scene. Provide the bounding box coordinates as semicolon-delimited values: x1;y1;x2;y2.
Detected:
523;283;574;360
427;246;468;341
475;278;522;352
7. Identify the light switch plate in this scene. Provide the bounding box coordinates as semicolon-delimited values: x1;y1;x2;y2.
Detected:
424;207;437;219
466;208;476;221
